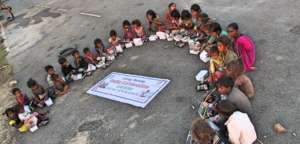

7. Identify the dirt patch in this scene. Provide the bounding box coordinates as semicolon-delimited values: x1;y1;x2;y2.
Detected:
289;25;300;35
78;120;104;132
15;8;62;28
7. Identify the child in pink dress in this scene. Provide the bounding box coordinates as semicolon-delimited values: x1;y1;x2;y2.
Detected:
227;23;256;72
122;20;135;41
164;2;177;29
132;19;146;40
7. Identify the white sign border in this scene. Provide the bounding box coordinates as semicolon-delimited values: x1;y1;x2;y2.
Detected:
86;72;170;108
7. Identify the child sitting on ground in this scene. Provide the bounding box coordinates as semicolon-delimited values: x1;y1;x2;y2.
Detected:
3;105;49;133
226;60;255;98
93;38;106;57
190;4;202;28
199;13;210;26
216;76;253;115
208;46;224;82
164;2;177;28
58;57;83;81
132;19;146;39
72;50;96;75
217;36;238;65
208;22;228;44
146;9;164;32
181;10;194;31
83;47;106;68
122;20;135;42
44;65;65;87
168;9;182;31
227;22;256;72
108;30;123;54
51;74;70;97
12;88;31;110
27;78;52;108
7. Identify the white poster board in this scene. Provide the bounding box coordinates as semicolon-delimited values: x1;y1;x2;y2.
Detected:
87;72;170;108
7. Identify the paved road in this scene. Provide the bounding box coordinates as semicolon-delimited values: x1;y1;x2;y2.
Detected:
4;0;300;143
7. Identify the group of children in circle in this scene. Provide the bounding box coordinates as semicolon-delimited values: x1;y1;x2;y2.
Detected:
3;2;258;144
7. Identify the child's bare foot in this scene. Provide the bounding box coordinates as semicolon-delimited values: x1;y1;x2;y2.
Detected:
250;66;257;70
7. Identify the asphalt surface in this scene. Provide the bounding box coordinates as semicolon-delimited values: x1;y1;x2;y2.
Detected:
3;0;300;143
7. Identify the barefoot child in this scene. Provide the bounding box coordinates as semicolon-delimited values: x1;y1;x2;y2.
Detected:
44;65;65;87
51;74;70;97
27;79;51;108
227;22;256;72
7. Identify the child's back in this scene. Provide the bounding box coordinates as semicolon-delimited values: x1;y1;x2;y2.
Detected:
235;74;255;99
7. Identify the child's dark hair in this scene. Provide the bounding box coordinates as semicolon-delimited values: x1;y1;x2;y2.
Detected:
216;100;237;117
200;13;209;24
123;20;131;27
168;2;176;8
227;60;244;79
83;47;90;54
50;74;60;81
181;10;192;20
227;22;239;30
146;9;157;19
44;65;54;72
217;36;232;47
216;76;234;88
109;30;117;37
132;19;142;27
171;9;180;19
191;4;201;13
11;88;20;95
209;22;222;34
58;57;67;65
191;118;215;143
27;78;37;88
209;46;219;54
72;49;80;56
3;106;17;117
94;38;103;46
